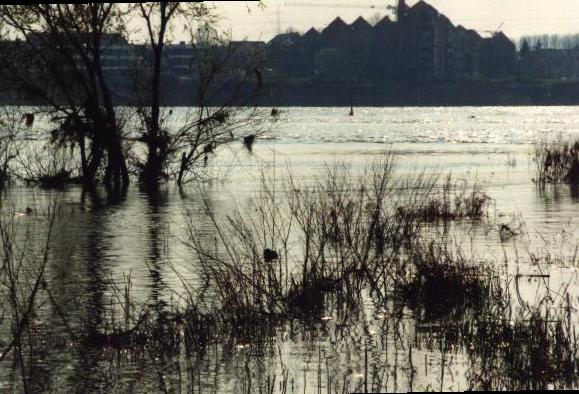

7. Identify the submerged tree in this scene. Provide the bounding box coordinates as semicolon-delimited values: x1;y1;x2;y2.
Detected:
0;2;270;190
129;2;269;188
0;4;130;190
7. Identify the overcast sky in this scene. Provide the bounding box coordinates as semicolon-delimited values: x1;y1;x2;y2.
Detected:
212;0;579;42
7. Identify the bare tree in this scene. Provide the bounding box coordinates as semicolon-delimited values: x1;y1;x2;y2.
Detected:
1;3;271;189
0;4;129;190
131;2;211;187
130;2;270;187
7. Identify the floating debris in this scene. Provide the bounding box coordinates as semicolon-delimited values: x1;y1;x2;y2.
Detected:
499;223;519;241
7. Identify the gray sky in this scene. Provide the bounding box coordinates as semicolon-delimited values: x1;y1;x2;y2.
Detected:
212;0;579;42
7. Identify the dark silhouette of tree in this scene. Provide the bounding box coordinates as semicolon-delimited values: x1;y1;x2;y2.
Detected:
132;2;207;188
0;4;129;191
0;3;269;189
519;33;579;50
130;2;269;187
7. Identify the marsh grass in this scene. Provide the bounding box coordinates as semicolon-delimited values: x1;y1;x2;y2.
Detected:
175;159;579;391
410;256;579;391
533;139;579;185
399;240;499;320
0;201;59;392
466;305;579;390
184;157;425;319
396;173;492;222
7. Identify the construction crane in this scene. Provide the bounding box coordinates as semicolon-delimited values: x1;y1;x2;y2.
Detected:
278;1;408;34
482;22;505;37
284;2;395;10
284;1;401;20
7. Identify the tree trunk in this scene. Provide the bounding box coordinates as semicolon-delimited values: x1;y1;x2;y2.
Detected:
102;124;128;191
142;44;164;189
79;134;88;177
143;139;161;188
104;143;128;189
83;141;103;185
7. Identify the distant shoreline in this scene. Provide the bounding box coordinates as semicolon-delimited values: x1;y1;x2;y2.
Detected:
259;79;579;107
5;79;579;108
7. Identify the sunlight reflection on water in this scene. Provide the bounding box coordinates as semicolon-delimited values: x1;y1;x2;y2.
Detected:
4;106;579;391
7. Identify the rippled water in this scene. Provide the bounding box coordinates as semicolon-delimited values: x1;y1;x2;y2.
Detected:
4;106;579;392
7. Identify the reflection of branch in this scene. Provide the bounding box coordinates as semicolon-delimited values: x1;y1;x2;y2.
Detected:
0;203;57;364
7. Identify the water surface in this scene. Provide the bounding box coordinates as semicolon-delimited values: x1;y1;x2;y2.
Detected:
3;106;579;392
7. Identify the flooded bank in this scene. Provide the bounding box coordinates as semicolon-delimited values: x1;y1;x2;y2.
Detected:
2;106;579;392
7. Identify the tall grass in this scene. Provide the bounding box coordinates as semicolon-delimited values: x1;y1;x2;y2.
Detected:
399;240;500;320
184;158;421;318
176;158;579;391
396;173;492;222
533;139;579;185
466;304;579;390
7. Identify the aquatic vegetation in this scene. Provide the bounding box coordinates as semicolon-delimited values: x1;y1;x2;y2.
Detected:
533;139;579;185
182;160;498;324
466;304;579;390
186;162;389;317
177;160;579;391
0;108;31;188
14;145;77;189
396;173;492;222
399;240;499;320
4;158;579;392
0;203;60;392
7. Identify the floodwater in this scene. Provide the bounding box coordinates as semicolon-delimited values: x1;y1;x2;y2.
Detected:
3;106;579;392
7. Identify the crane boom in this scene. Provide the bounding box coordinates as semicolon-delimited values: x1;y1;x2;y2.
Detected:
284;2;396;10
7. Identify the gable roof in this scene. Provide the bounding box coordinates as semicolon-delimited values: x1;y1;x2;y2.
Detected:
301;27;320;46
494;32;510;41
322;17;348;35
373;15;398;38
466;29;482;41
350;16;372;31
303;27;319;38
410;0;438;14
374;16;392;28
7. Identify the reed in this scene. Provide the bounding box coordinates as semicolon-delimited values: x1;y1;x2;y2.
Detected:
396;173;492;222
533;139;579;185
398;240;500;320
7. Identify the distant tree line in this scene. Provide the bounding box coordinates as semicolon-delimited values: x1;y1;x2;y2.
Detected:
518;33;579;50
